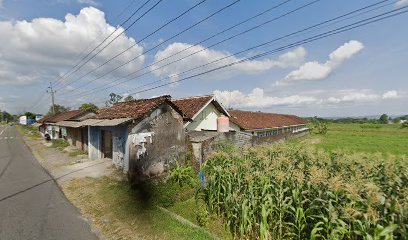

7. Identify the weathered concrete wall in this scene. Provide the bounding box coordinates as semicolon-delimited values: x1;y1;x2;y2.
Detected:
127;105;185;180
88;125;128;170
194;130;310;164
67;127;89;151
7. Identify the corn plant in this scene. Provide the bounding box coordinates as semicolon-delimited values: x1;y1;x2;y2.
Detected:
200;143;408;239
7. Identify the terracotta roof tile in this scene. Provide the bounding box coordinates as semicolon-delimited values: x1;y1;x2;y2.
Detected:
172;95;214;119
41;110;87;123
95;95;172;119
229;110;307;130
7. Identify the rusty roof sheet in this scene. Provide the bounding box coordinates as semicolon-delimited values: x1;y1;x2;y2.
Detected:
42;110;88;123
95;95;172;120
229;110;308;130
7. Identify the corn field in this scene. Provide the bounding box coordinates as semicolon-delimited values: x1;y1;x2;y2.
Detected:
202;143;408;239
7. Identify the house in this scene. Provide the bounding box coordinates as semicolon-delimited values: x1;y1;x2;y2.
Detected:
38;110;92;140
172;95;230;132
86;95;186;180
228;110;309;138
54;110;96;151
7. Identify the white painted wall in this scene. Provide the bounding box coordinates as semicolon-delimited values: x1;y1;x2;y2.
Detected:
186;103;222;131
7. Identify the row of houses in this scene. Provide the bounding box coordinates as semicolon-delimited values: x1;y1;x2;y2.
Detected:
37;95;309;180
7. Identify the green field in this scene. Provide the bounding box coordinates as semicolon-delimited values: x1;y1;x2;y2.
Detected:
304;123;408;156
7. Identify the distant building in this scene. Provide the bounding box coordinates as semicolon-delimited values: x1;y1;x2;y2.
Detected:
228;110;309;137
172;95;230;132
19;116;27;125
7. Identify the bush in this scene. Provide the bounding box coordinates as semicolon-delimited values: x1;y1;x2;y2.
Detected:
170;160;195;187
195;205;209;227
401;121;408;128
313;122;328;134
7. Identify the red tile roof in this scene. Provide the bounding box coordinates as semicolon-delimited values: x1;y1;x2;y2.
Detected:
41;110;87;123
95;95;177;119
229;110;308;130
172;95;229;120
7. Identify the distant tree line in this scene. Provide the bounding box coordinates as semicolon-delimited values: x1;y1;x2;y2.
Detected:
0;110;16;122
306;114;408;125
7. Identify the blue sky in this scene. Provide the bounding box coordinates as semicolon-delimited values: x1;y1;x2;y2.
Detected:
0;0;407;117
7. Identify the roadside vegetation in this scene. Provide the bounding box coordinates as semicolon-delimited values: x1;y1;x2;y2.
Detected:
16;125;42;139
65;174;224;240
201;143;408;239
50;139;70;150
68;149;88;157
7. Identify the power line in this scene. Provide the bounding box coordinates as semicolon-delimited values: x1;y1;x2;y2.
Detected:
28;0;151;113
58;0;240;93
67;0;301;97
128;7;408;96
55;0;163;88
56;0;210;90
54;0;154;87
69;0;390;100
67;4;407;108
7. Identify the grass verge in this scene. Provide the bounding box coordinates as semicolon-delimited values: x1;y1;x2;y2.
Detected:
16;125;42;139
50;139;70;150
65;176;217;240
68;149;88;157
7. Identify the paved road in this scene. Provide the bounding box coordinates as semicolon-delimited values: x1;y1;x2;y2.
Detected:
0;126;98;240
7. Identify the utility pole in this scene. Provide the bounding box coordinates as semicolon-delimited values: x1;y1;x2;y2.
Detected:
47;82;56;115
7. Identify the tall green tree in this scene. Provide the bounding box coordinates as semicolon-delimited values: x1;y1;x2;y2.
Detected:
25;112;36;120
378;114;389;124
105;93;122;107
0;111;14;122
79;103;98;112
123;95;134;102
46;104;70;116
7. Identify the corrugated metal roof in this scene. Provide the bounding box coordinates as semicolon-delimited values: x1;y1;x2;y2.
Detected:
78;119;104;126
55;121;82;128
92;118;132;126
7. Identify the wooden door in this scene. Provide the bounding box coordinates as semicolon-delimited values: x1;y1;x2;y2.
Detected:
101;130;113;159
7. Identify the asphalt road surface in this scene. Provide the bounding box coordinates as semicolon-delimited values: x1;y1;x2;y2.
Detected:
0;125;98;240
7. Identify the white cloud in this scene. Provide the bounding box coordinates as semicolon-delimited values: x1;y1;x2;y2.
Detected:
214;88;319;109
382;90;399;99
0;7;144;86
151;42;306;82
327;89;379;104
396;0;408;7
77;0;100;6
277;40;364;85
214;88;402;110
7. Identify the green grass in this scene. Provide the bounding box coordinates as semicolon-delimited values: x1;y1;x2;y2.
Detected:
65;176;216;240
169;198;232;239
16;125;42;139
304;123;408;156
50;139;70;150
68;149;87;157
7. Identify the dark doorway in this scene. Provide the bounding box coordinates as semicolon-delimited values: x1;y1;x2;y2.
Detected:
101;130;113;159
